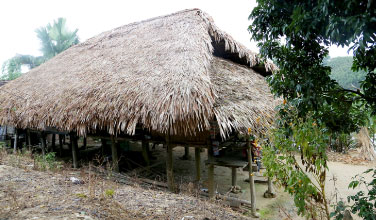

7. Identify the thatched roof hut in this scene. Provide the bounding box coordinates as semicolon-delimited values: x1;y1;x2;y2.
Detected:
0;9;277;140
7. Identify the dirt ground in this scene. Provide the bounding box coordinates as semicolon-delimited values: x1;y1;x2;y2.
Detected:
0;160;248;220
0;143;375;220
147;145;298;220
326;150;376;220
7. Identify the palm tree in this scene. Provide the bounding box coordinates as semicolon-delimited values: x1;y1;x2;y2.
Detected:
1;18;79;80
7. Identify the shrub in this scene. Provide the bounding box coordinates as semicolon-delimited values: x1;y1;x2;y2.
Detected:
331;168;376;220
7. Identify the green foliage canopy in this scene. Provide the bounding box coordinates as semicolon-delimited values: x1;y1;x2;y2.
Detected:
249;0;376;133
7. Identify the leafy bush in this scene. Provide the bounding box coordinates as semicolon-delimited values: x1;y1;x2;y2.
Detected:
34;152;61;171
331;168;376;220
264;110;331;219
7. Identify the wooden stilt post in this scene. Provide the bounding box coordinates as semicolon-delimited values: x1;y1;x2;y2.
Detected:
247;135;259;218
83;137;87;150
58;134;63;156
13;129;18;153
142;140;150;167
101;138;106;155
231;167;237;187
68;135;72;152
166;135;174;192
40;132;46;156
207;144;215;199
27;129;31;151
195;147;201;182
181;145;191;160
70;133;79;168
111;135;119;172
51;134;56;152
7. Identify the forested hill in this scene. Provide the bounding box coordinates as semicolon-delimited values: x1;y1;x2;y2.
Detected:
324;56;367;90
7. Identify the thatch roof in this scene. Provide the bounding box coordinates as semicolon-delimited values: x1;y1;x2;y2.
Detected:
0;9;277;139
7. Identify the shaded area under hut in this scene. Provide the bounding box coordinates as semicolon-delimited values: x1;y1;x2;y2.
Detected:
0;9;278;217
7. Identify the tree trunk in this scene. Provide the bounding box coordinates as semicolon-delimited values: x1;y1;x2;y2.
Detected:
357;127;376;161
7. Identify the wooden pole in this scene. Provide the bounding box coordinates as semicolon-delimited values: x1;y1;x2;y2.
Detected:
70;133;79;168
165;135;174;192
68;135;72;152
195;147;201;181
40;132;46;156
111;135;119;172
231;167;237;187
83;137;87;150
101;138;106;155
13;129;18;153
58;134;63;156
51;134;56;152
247;135;259;218
27;129;31;151
181;145;191;160
207;143;215;199
142;140;150;167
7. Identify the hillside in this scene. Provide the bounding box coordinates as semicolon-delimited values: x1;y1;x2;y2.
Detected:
324;56;367;90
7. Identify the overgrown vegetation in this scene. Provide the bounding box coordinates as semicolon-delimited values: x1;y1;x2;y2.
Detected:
249;1;376;219
263;108;330;219
331;168;376;219
34;152;62;171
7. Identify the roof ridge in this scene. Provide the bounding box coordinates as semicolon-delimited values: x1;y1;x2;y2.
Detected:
112;8;204;32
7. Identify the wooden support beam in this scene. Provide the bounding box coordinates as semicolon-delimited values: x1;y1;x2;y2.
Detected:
40;132;46;156
88;134;207;147
142;140;150;167
111;135;119;172
27;129;31;151
231;167;237;187
247;135;259;218
165;136;175;192
68;135;72;152
83;137;87;150
181;145;191;160
195;147;201;181
13;129;18;153
51;134;56;152
58;134;63;156
101;138;106;155
207;143;215;199
70;133;79;168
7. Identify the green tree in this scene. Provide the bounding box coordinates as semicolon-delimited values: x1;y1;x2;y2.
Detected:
249;0;376;132
1;18;79;80
249;1;376;219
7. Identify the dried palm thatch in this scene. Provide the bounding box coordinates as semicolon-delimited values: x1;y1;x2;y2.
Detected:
0;9;278;139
